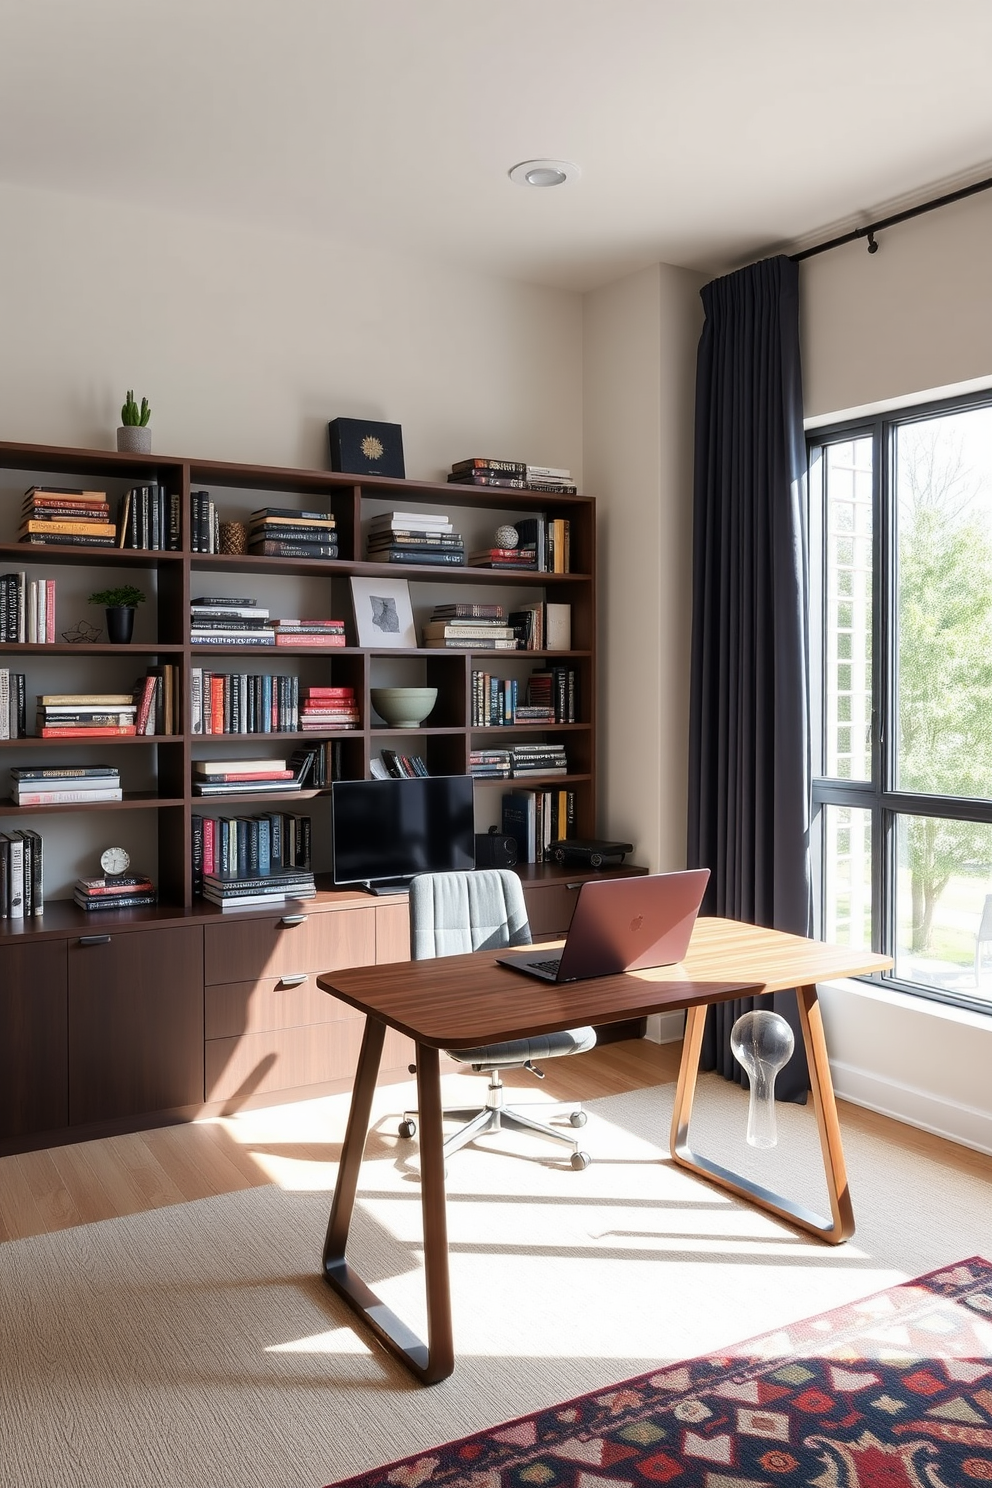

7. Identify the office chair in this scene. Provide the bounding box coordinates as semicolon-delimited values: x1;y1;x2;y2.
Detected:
397;869;595;1169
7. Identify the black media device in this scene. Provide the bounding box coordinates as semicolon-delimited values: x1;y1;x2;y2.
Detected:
474;830;518;868
551;838;634;868
330;775;475;894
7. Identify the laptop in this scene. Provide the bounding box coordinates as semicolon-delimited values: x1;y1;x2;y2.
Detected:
496;868;711;983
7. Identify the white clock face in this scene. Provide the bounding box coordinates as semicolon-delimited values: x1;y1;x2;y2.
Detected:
100;847;131;876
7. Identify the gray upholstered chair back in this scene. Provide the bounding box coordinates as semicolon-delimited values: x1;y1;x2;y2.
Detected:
409;869;532;960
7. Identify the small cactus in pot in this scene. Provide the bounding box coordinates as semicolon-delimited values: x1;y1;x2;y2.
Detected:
117;390;152;453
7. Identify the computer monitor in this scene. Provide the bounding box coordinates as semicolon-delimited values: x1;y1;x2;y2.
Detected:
330;775;475;893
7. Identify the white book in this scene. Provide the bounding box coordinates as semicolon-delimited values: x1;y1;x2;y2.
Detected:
544;603;571;650
194;758;288;775
190;668;203;734
27;579;37;644
0;669;8;740
190;605;270;619
13;787;124;805
16;571;26;643
526;465;571;479
7;834;24;919
368;511;450;528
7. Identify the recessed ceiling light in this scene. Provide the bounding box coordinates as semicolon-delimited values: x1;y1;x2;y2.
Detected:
508;159;580;188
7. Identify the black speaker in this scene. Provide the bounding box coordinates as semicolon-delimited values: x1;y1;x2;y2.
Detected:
475;832;518;868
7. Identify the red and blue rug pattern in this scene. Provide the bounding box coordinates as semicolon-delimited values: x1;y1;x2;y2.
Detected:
327;1257;992;1488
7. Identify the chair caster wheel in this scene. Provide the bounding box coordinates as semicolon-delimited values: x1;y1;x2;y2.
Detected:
398;1119;417;1139
571;1151;591;1170
569;1110;587;1127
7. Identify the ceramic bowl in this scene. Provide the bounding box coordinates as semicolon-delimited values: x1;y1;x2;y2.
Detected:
370;687;438;728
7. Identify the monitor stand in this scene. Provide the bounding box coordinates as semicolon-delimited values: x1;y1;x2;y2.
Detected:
361;878;413;896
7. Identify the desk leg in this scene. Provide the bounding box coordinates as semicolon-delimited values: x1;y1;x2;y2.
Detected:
322;1020;454;1384
669;986;854;1244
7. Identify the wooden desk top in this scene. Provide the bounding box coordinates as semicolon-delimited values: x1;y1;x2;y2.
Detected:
316;916;891;1050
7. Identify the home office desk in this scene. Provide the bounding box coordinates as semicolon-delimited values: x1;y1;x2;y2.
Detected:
316;917;890;1384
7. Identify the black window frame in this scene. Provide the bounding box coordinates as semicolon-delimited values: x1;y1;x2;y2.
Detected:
809;385;992;1017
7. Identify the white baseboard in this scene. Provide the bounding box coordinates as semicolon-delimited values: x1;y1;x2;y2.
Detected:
829;1057;992;1157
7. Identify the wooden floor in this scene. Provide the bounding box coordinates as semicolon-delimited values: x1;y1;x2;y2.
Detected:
2;1037;990;1243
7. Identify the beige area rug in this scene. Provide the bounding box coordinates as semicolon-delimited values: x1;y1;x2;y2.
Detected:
1;1071;990;1488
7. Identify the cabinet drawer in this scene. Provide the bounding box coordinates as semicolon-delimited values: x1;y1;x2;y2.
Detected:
205;976;360;1040
205;1021;365;1101
204;905;376;985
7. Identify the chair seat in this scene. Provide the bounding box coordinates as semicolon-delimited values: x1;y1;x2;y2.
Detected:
448;1026;597;1069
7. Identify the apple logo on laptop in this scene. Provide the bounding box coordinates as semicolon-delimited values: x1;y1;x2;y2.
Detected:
629;915;643;934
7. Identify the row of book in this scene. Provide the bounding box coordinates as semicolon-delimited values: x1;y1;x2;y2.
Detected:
189;674;360;735
19;486;115;548
0;828;43;916
189;597;347;648
469;743;569;779
365;510;466;566
117;484;181;550
370;750;430;779
191;810;315;908
249;507;338;560
33;672;181;739
0;572;56;642
446;458;578;496
10;766;122;806
501;787;577;864
471;666;578;726
0;669;26;738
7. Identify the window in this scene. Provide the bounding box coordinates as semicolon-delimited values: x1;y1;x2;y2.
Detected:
810;392;992;1014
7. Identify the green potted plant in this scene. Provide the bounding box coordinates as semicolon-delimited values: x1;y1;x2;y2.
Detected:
117;390;151;454
89;584;146;644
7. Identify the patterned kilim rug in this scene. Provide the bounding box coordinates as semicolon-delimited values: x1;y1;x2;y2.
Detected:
326;1257;992;1488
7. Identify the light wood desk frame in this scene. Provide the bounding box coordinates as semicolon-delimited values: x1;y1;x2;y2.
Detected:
318;918;889;1384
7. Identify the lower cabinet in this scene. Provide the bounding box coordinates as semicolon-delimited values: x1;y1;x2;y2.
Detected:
0;939;68;1140
68;925;204;1126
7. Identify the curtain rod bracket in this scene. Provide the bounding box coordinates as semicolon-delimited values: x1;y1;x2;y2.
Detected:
866;229;879;254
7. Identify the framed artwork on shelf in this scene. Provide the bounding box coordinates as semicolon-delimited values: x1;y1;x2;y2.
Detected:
350;576;417;648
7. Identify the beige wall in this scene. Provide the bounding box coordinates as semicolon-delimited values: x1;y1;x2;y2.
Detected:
802;188;992;423
0;181;583;477
583;262;705;871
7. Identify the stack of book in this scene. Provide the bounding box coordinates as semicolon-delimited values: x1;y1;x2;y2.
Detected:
1;572;56;643
270;617;346;647
19;486;115;547
525;465;578;495
133;665;180;735
192;757;305;796
468;747;512;779
190;491;219;553
510;742;568;777
0;669;27;738
502;787;576;863
374;749;429;779
508;601;571;650
526;665;578;723
247;507;338;559
190;670;299;734
192;809;313;883
471;672;518;725
11;765;122;805
422;604;518;650
0;827;43;917
468;544;538;570
447;458;528;490
366;511;465;565
190;597;274;647
200;867;316;911
300;685;360;730
36;693;137;738
116;484;181;550
74;872;156;913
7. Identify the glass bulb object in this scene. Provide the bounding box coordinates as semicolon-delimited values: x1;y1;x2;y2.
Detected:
730;1010;795;1148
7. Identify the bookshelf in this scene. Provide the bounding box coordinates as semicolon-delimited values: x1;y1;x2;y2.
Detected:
0;439;635;1153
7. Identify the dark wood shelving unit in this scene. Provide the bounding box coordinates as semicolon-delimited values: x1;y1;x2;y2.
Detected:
0;437;636;1154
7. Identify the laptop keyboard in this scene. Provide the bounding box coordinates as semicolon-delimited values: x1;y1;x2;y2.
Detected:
531;958;563;974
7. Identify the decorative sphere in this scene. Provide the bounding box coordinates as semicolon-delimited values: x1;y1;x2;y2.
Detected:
494;524;519;550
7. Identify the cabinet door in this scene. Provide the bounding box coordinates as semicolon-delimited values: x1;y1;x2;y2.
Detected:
68;925;204;1126
0;940;68;1139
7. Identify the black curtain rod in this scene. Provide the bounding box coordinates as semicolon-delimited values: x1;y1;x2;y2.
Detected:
790;171;992;262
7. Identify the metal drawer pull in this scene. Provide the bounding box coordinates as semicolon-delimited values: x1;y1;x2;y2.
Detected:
280;974;308;988
79;934;111;946
280;914;308;927
565;883;583;891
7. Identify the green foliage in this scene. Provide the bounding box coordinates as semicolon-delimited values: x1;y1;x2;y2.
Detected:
88;585;146;608
896;424;992;951
121;390;151;427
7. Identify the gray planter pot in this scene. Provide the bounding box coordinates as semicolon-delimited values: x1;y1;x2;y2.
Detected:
117;425;151;454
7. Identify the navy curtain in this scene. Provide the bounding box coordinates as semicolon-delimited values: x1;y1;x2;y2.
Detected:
687;255;812;1102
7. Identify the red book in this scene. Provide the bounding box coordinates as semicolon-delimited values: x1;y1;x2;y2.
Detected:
40;725;138;737
305;687;355;697
274;634;347;647
203;817;216;877
210;676;224;734
134;674;157;734
45;579;55;643
193;769;294;782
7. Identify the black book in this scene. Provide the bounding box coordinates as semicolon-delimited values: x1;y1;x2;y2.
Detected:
379;548;465;565
248;540;339;558
191;596;259;606
450;457;527;476
249;507;335;522
74;892;158;910
20;533;115;546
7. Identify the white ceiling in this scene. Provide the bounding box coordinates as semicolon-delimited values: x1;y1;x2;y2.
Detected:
3;0;992;291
